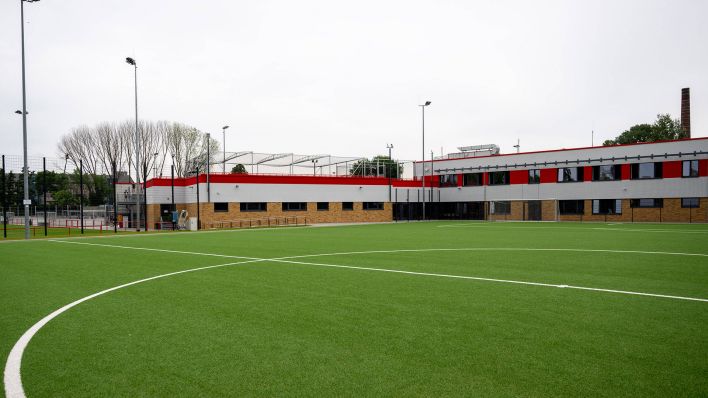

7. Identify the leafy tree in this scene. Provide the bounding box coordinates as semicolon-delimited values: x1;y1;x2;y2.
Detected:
349;156;403;178
603;114;682;146
231;164;248;174
52;190;79;207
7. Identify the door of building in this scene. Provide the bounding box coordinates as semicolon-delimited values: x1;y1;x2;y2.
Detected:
526;201;542;221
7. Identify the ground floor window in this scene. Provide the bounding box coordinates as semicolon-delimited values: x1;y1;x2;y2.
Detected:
592;199;622;215
630;199;663;208
240;202;267;212
490;201;510;215
342;202;354;211
363;202;384;210
559;200;584;215
213;202;229;212
681;198;700;208
282;202;307;211
317;202;329;211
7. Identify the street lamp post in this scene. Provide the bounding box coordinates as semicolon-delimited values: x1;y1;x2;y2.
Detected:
19;0;40;240
222;125;229;173
125;56;140;231
311;159;319;176
419;101;431;220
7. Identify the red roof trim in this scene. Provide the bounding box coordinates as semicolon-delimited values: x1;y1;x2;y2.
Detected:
414;136;708;164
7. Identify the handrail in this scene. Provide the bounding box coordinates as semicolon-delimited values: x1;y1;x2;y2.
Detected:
206;216;308;230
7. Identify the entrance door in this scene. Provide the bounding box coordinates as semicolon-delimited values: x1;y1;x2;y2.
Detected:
527;201;542;221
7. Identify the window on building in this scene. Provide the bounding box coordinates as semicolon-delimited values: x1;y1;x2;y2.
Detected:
342;202;354;211
490;201;510;215
528;169;540;184
630;198;664;208
363;202;384;210
683;160;699;178
282;202;307;211
439;174;458;187
559;200;584;215
488;171;510;185
213;202;229;212
631;162;662;179
316;202;329;211
557;167;583;182
240;202;267;212
592;165;620;181
681;198;700;208
592;199;622;215
463;173;483;186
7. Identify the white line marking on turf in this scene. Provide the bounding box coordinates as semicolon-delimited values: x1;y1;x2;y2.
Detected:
3;257;267;398
5;241;708;398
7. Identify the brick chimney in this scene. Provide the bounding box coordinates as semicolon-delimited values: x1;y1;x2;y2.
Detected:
681;87;690;138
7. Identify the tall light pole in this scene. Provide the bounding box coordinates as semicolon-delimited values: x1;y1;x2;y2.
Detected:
386;143;394;202
19;0;39;240
222;125;229;173
311;159;318;176
125;56;140;231
419;101;431;221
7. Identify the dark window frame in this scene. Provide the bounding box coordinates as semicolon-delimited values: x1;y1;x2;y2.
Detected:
490;201;511;215
682;160;699;178
213;202;229;213
363;202;384;210
488;171;510;186
438;174;458;188
463;173;483;187
557;167;584;183
240;202;267;212
592;165;620;181
316;202;329;211
282;202;307;211
681;197;700;208
631;162;662;180
559;200;585;215
592;199;622;215
528;169;540;184
630;198;664;208
342;202;354;211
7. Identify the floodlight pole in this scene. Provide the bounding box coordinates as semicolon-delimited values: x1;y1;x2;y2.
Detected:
43;157;47;236
386;144;394;202
206;133;211;202
126;56;140;231
20;0;38;240
222;125;229;173
419;101;431;220
2;155;7;238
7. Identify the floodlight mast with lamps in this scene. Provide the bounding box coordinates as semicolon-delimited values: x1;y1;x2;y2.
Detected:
20;0;40;239
125;56;140;231
419;101;431;220
386;143;394;201
222;125;229;173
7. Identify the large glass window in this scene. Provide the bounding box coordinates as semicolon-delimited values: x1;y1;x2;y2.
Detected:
240;202;267;212
631;162;662;179
213;202;229;212
592;199;622;215
363;202;384;210
682;198;699;208
558;167;583;182
630;199;663;208
463;173;483;186
282;202;307;211
592;165;620;181
559;200;584;215
683;160;699;178
528;169;540;184
439;174;458;187
490;201;510;215
488;171;510;185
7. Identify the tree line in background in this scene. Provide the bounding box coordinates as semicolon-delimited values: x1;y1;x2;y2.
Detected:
603;114;684;146
58;120;219;182
0;168;111;208
349;156;403;178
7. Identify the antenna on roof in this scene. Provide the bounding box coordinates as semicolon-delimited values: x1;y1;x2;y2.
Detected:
513;139;520;153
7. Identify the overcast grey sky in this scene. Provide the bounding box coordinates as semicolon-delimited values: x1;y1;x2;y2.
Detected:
1;0;706;161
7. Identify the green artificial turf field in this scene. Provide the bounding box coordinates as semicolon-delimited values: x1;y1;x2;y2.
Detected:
1;221;707;397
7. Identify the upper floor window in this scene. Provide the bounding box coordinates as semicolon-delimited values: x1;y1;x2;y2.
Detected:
592;165;620;181
528;169;540;184
683;160;699;178
463;173;483;186
558;167;583;183
439;174;458;187
631;162;662;179
488;171;510;185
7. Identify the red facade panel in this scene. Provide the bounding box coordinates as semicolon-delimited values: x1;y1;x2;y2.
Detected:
457;174;464;187
663;161;682;178
509;170;527;185
539;168;556;184
700;159;708;177
621;164;631;180
482;172;489;186
583;166;592;182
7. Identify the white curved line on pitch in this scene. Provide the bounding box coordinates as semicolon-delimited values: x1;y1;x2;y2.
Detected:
3;257;267;398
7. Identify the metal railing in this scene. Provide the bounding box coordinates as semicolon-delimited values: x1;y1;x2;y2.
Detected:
206;216;307;230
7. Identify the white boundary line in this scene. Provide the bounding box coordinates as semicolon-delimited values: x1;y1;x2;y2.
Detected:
5;241;708;398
